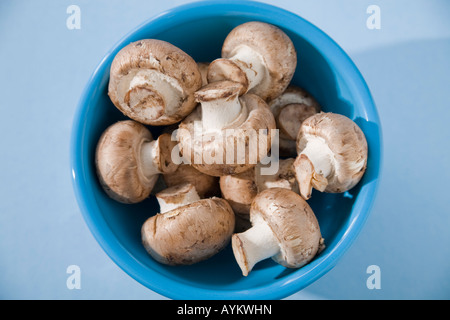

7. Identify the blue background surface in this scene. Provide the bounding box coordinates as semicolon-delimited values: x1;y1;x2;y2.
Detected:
1;0;449;299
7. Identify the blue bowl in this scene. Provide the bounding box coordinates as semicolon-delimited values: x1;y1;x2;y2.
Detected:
70;0;382;299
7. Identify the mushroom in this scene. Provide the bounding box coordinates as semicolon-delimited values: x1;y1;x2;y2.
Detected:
163;164;220;198
197;62;209;86
141;183;235;265
108;39;202;126
95;120;179;204
219;158;298;225
232;188;324;276
207;21;297;101
177;80;276;176
293;112;368;200
219;168;257;218
153;182;201;214
268;85;321;157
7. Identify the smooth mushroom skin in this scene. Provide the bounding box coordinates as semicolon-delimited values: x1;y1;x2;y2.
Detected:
207;21;297;101
95;120;179;204
108;39;202;126
220;158;298;220
268;85;321;157
232;188;323;276
294;112;368;200
219;168;257;218
163;164;220;198
177;81;276;177
141;195;235;265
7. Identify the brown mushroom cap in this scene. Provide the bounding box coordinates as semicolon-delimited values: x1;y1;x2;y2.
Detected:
268;86;321;156
108;39;202;125
153;132;179;174
177;92;276;176
208;22;297;101
255;158;299;193
250;188;322;268
141;197;235;265
163;164;220;198
194;80;243;102
296;112;368;194
219;158;298;218
207;59;249;96
269;86;321;139
219;168;257;217
95;120;158;203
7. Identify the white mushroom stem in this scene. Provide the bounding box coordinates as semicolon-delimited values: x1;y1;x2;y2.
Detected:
232;214;280;276
140;139;162;178
196;82;246;133
156;184;201;214
300;137;334;178
295;136;335;199
229;45;267;92
201;94;242;132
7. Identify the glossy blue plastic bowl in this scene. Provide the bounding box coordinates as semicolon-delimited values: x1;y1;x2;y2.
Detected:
71;0;382;299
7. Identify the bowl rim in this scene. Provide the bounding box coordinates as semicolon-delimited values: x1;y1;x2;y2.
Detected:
70;0;383;300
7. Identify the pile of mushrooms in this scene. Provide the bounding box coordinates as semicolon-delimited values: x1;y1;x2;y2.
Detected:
94;21;368;276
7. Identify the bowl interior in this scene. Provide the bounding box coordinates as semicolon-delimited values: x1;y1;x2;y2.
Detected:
72;1;381;299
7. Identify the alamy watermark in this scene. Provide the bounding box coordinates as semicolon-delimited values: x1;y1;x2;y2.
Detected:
366;265;381;290
66;265;81;290
366;5;381;30
66;5;81;30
